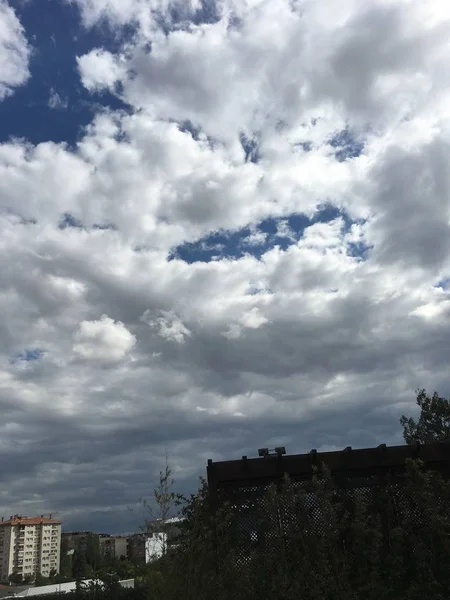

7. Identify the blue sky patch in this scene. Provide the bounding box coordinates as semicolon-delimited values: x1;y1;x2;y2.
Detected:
1;0;131;148
170;204;368;263
176;120;217;149
92;223;117;231
145;0;220;35
328;129;364;162
240;133;260;163
59;212;83;229
178;120;203;140
171;0;220;26
435;278;450;291
347;239;373;260
59;213;117;231
295;141;312;152
10;348;45;365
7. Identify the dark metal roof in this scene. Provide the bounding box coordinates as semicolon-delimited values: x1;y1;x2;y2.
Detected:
207;441;450;491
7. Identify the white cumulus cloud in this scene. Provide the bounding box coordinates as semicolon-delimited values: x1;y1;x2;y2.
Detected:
73;315;136;362
239;307;269;329
77;49;126;91
142;310;192;344
0;0;30;99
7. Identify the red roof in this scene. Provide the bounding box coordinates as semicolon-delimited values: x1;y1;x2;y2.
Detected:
0;516;62;527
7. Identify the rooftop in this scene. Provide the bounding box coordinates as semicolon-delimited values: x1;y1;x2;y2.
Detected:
0;515;62;527
0;579;134;599
0;587;31;599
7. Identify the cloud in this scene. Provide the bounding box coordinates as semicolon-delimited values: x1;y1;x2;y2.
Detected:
239;307;268;329
0;0;30;99
221;323;242;340
48;88;68;110
242;229;268;246
275;219;296;241
221;307;269;339
73;315;136;362
75;0;450;143
1;0;450;534
141;310;192;343
77;49;126;91
70;0;202;30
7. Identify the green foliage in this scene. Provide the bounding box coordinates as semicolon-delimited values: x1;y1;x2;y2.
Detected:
73;549;90;580
85;534;103;572
35;572;51;587
60;536;72;578
132;458;450;600
15;450;450;600
96;557;139;581
400;388;450;444
99;571;121;594
8;571;23;585
138;454;185;560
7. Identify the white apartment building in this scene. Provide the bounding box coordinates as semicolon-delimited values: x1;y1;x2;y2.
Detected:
0;516;62;582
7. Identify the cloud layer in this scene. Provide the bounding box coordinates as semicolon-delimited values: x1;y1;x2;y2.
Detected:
0;0;30;99
0;0;450;532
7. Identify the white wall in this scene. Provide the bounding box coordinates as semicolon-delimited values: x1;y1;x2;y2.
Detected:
144;533;167;563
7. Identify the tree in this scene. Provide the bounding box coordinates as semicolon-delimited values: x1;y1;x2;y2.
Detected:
129;450;450;600
60;536;72;578
400;388;450;444
73;549;88;580
34;572;50;587
139;454;184;560
85;533;103;572
100;571;121;596
8;572;23;586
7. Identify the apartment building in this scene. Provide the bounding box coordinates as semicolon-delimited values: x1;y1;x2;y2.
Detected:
61;531;97;554
0;515;62;582
99;535;128;560
128;519;184;564
127;534;147;564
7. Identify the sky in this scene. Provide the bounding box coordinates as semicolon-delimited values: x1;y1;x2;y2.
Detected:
0;0;450;534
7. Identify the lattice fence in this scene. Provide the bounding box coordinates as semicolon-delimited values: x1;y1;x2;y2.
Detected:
207;443;450;572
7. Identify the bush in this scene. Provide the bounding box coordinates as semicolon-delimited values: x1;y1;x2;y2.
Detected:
144;459;450;600
43;460;450;600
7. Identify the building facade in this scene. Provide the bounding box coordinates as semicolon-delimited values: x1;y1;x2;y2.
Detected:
0;516;62;582
128;519;184;564
127;534;147;564
99;535;128;560
61;531;106;555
